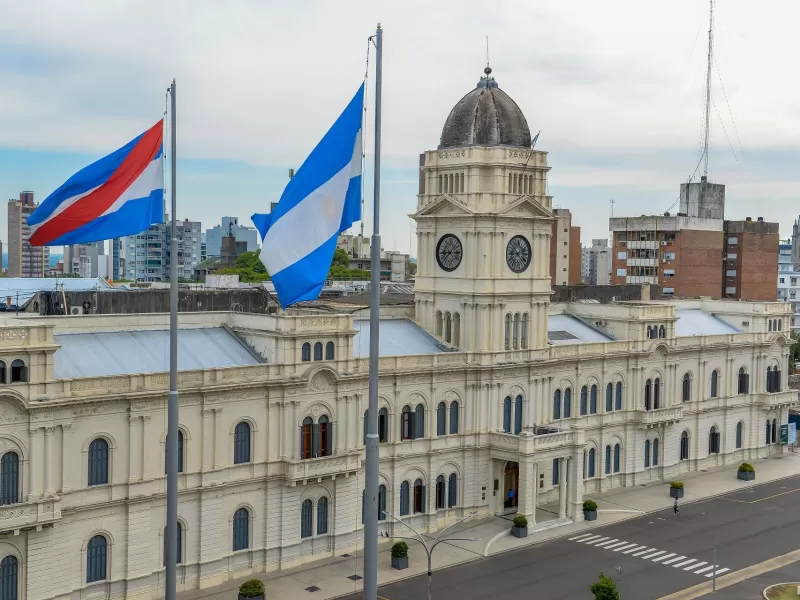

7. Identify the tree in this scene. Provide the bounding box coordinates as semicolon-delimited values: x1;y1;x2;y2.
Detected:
327;247;369;280
215;249;270;283
406;258;417;277
590;572;620;600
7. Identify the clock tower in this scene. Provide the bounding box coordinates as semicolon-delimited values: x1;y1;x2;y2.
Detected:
412;67;554;354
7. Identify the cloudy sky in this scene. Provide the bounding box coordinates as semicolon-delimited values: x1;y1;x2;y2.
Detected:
1;0;798;259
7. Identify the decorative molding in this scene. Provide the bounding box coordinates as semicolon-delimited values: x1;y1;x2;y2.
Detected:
71;377;130;392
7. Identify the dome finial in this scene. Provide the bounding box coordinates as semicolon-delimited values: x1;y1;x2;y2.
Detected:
484;35;492;75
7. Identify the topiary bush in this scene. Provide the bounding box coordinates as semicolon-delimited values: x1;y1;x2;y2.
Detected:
670;481;684;489
583;499;598;512
512;515;528;529
738;462;755;472
590;572;620;600
391;541;408;559
238;579;265;598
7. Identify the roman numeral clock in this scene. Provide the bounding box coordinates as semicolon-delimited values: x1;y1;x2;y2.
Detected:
436;234;463;272
506;235;532;273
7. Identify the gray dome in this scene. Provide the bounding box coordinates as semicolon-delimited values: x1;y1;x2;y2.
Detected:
439;72;531;149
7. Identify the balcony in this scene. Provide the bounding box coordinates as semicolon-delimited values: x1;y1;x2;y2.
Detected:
759;390;799;410
0;499;62;534
488;428;576;460
632;406;684;428
282;451;361;485
626;258;657;267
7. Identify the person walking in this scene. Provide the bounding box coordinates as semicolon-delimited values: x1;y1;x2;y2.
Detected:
674;496;680;515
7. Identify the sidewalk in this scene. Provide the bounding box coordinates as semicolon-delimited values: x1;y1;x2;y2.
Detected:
179;452;800;600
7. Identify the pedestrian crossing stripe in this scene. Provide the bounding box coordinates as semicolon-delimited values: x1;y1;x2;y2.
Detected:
570;537;730;577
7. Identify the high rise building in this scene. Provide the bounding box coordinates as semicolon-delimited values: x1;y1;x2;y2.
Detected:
64;242;107;278
168;219;202;280
581;239;612;285
123;218;202;281
549;208;582;286
204;217;258;257
7;191;49;278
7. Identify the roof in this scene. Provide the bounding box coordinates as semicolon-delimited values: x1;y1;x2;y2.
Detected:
0;277;112;305
547;314;614;345
439;69;531;149
327;291;414;306
675;309;740;337
53;327;261;379
352;319;445;357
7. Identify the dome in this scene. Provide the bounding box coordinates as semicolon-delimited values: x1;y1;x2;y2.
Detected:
439;68;531;149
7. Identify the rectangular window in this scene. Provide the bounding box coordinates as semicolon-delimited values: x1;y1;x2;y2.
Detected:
792;278;798;286
726;286;737;294
616;268;626;277
552;458;559;486
726;253;738;260
727;270;737;277
727;237;738;244
617;251;627;260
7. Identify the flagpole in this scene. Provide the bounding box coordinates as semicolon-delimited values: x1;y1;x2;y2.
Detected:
363;23;382;600
165;78;179;600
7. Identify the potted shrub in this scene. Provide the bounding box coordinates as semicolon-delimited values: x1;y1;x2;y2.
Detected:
669;481;684;499
590;572;620;600
737;462;755;481
390;541;409;570
511;514;528;538
583;499;598;521
238;579;265;600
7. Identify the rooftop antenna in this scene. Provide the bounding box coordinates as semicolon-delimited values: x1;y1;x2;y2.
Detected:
702;0;714;179
485;35;490;71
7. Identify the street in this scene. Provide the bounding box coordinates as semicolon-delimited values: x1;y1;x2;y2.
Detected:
342;475;800;600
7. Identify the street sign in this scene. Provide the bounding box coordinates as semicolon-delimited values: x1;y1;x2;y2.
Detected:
780;423;789;445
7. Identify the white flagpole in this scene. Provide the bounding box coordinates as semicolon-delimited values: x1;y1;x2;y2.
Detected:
363;23;382;600
165;78;180;600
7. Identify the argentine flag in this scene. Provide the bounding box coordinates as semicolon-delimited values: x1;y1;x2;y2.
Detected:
252;84;364;308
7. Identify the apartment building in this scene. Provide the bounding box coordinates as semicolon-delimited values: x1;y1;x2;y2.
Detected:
581;239;612;285
549;208;582;286
7;192;49;278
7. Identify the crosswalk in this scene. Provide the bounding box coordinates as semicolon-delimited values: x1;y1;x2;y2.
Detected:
568;533;731;578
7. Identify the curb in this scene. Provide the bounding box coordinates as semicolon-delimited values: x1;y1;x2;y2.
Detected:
763;583;800;599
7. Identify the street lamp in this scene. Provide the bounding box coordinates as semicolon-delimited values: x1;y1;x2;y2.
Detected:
380;510;480;600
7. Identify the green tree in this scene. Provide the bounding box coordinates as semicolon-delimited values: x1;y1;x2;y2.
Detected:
590;572;620;600
406;258;417;277
331;247;350;268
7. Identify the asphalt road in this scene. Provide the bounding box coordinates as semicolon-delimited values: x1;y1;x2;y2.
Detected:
342;475;800;600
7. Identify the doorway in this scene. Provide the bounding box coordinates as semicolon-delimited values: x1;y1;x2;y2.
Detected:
503;461;519;511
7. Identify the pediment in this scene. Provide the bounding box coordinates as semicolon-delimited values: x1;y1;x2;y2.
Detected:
498;196;554;219
412;195;474;218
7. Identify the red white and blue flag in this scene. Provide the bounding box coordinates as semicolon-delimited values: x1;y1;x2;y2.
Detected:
28;120;164;246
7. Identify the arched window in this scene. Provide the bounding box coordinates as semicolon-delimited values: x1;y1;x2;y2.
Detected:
453;313;461;347
514;395;523;434
766;419;771;445
552;458;560;485
738;367;749;394
772;419;777;444
659;325;666;338
736;422;743;449
504;314;511;350
234;422;251;464
503;396;512;433
301;499;312;538
654;378;661;409
513;314;520;349
435;311;443;337
779;319;783;331
615;382;623;410
377;485;386;521
414;404;425;439
313;342;323;361
399;481;410;516
0;556;17;600
769;320;773;332
644;379;652;411
710;370;719;398
86;535;107;583
521;314;528;349
613;443;621;473
604;445;611;475
553;390;561;420
413;479;425;514
301;343;311;362
325;342;335;360
0;452;19;506
0;362;6;385
165;431;185;475
318;496;330;532
88;438;109;486
378;407;388;443
302;416;313;458
605;383;613;412
682;373;691;402
435;475;445;509
588;448;596;478
653;439;660;466
9;361;25;384
401;406;413;440
580;386;588;416
232;508;250;551
444;312;452;343
709;426;720;454
680;431;689;460
644;439;651;468
318;415;331;457
437;402;446;436
590;385;598;414
563;388;572;418
646;326;652;339
448;474;457;508
449;402;459;434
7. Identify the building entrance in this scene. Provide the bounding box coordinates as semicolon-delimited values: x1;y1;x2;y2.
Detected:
504;461;519;510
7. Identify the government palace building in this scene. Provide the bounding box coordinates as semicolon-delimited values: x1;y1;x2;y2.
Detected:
0;69;795;600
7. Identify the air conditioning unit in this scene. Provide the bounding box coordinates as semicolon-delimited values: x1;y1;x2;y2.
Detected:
70;306;85;316
661;241;667;246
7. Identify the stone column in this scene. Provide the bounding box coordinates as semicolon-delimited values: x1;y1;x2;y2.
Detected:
517;457;535;518
43;427;55;496
201;409;214;471
27;427;39;501
558;456;567;519
335;395;345;453
213;408;223;468
569;446;585;522
532;461;539;524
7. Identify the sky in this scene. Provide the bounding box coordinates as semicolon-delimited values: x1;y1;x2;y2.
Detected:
1;0;799;259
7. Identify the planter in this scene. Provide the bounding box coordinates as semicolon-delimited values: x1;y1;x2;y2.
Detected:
737;470;755;481
583;509;597;521
239;595;264;600
511;525;528;538
669;487;684;499
391;556;408;570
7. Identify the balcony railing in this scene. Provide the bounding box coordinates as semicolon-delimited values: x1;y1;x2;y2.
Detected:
759;390;799;409
0;499;61;533
488;429;576;457
282;451;361;484
632;406;684;427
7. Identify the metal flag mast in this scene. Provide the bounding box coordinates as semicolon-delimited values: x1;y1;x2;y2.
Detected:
363;23;382;600
165;78;180;600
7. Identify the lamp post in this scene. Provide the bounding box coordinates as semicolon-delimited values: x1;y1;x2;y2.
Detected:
380;510;480;600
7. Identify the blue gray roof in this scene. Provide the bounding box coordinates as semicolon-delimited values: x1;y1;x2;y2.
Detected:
53;327;261;379
675;309;740;337
548;314;614;345
353;319;445;357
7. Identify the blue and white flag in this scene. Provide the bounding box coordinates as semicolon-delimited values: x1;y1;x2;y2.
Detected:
252;84;364;308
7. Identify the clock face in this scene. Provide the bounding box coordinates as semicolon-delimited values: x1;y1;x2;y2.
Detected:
436;234;463;272
506;235;532;273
